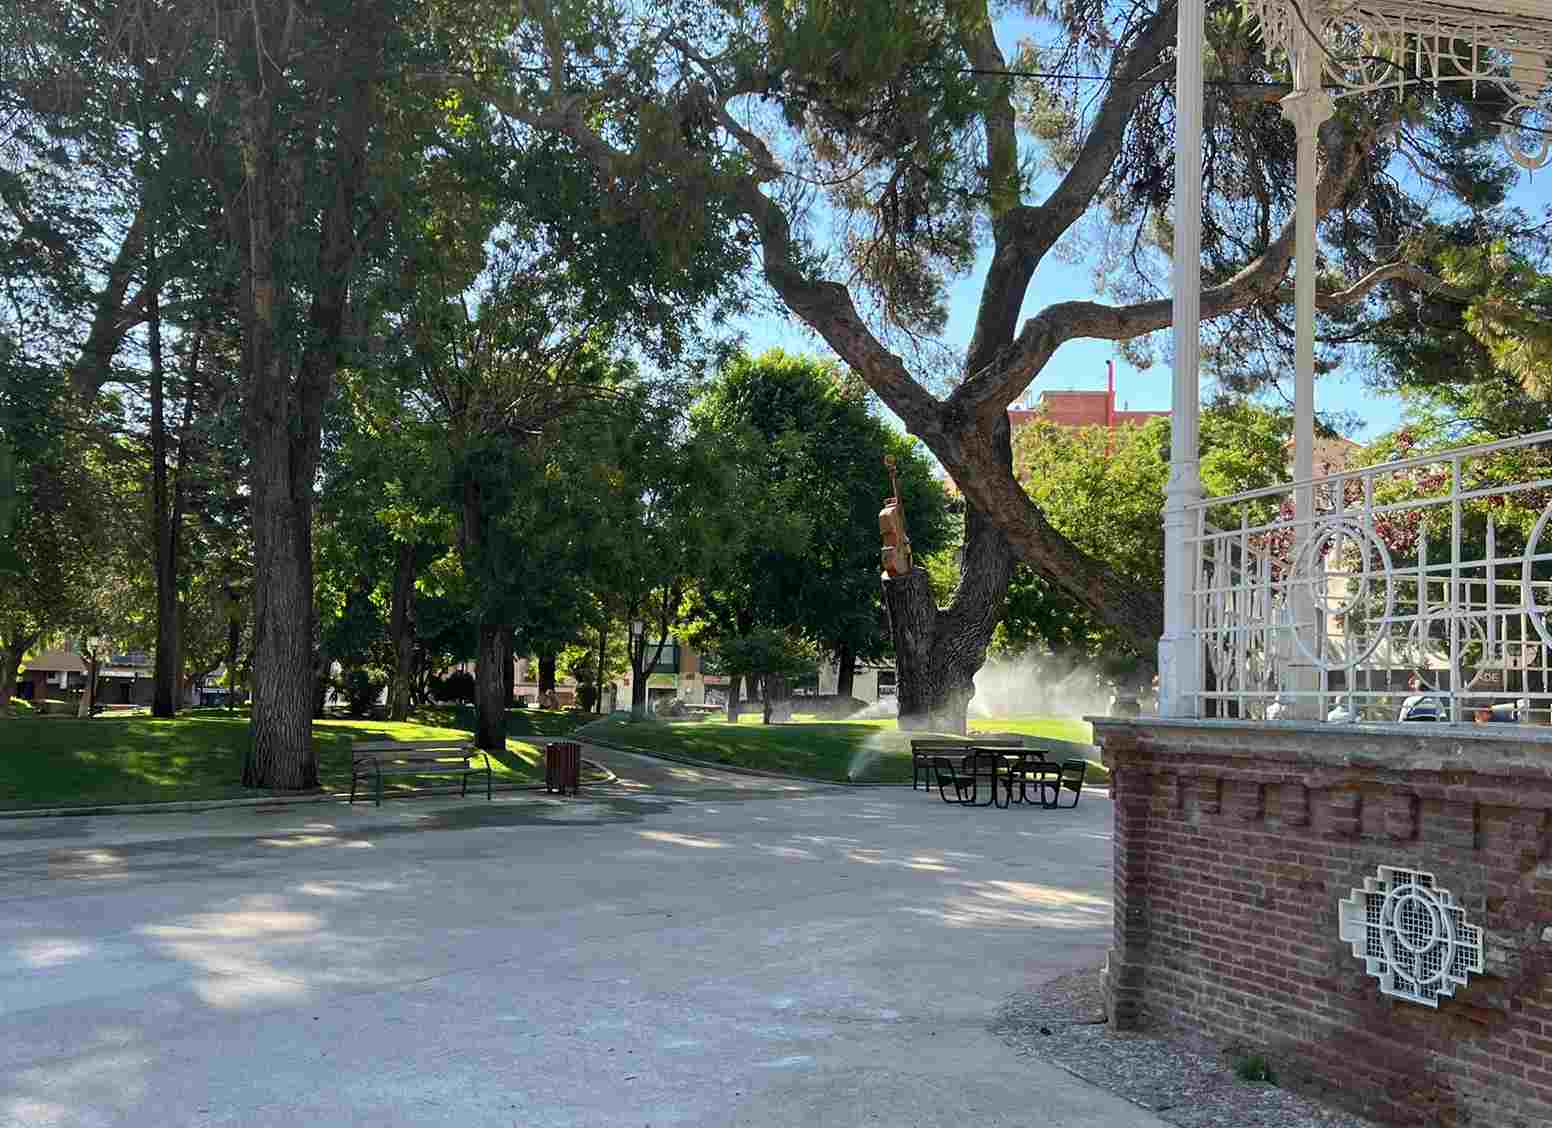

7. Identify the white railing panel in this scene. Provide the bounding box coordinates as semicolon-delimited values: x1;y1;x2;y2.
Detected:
1186;431;1552;723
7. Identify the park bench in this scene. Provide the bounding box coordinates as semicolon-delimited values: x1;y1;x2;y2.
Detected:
350;739;492;807
910;736;1023;792
680;703;724;720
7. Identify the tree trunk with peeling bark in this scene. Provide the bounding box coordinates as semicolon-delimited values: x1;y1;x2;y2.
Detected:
882;503;1015;733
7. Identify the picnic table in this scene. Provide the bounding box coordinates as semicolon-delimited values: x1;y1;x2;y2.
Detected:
914;736;1096;810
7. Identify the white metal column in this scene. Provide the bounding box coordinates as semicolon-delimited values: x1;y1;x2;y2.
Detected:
1281;15;1334;717
1158;0;1205;717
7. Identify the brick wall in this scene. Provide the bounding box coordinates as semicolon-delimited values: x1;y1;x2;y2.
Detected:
1094;717;1552;1127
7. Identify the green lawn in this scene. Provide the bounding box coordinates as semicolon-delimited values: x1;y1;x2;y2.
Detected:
0;707;591;811
577;713;1103;785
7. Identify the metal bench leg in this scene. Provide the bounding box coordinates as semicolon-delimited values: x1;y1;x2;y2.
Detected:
349;774;357;805
486;763;492;800
376;766;383;807
462;771;468;798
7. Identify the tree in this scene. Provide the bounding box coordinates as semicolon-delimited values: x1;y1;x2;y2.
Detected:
589;391;745;720
10;0;487;785
1009;400;1294;658
446;0;1528;722
1354;230;1552;441
687;349;950;714
0;357;119;710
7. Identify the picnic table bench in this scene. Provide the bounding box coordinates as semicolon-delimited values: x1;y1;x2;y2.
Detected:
913;736;1097;810
350;739;492;806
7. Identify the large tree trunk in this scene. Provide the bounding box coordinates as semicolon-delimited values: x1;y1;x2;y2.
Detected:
537;651;557;699
726;673;743;724
77;651;100;718
762;673;791;724
882;501;1015;734
834;641;856;699
0;637;32;712
387;540;416;722
630;663;650;720
501;629;515;707
226;611;241;713
311;642;331;719
237;46;372;790
597;618;609;713
475;622;509;751
148;239;180;719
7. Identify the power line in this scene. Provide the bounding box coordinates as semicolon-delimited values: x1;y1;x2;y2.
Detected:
942;65;1552;138
952;64;1288;90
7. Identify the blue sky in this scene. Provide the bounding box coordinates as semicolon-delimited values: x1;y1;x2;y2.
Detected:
737;169;1551;443
730;9;1552;445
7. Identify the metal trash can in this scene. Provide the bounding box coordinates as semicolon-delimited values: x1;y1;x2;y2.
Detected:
544;740;581;796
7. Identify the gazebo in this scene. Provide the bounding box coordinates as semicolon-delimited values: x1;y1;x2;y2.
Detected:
1093;5;1552;1121
1159;0;1552;723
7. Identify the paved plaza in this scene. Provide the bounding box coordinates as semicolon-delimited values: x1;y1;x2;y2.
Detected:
1;746;1163;1127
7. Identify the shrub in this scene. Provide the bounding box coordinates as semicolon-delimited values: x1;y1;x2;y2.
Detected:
1232;1052;1276;1085
341;669;385;719
434;670;476;704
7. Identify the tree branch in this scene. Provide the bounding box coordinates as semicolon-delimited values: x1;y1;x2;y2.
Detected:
982;114;1383;410
961;3;1177;380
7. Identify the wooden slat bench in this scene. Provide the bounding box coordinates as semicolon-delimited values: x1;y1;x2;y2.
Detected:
350;739;492;806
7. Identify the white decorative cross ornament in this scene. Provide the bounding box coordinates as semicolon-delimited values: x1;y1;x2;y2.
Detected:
1338;865;1484;1007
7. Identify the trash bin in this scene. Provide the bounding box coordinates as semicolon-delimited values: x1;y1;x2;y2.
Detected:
545;740;581;796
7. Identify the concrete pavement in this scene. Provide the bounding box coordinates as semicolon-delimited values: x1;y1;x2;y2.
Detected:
1;743;1161;1127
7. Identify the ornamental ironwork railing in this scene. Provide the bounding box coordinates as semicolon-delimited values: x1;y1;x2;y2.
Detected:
1186;429;1552;722
1243;0;1552;168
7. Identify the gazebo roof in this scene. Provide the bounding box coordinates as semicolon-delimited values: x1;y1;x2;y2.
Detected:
1247;0;1552;165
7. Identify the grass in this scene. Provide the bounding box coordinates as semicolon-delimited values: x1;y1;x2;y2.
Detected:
576;712;1105;785
1232;1052;1277;1085
0;707;591;811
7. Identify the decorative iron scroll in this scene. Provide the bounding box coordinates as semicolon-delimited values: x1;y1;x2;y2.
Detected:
1243;0;1552;168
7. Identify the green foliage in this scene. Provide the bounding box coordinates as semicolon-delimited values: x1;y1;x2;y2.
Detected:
1008;400;1291;657
705;627;819;685
1232;1052;1276;1086
686;349;950;667
1351;221;1552;441
433;670;476;704
340;669;386;719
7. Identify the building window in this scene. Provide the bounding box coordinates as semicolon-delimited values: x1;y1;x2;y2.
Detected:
646;642;679;675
